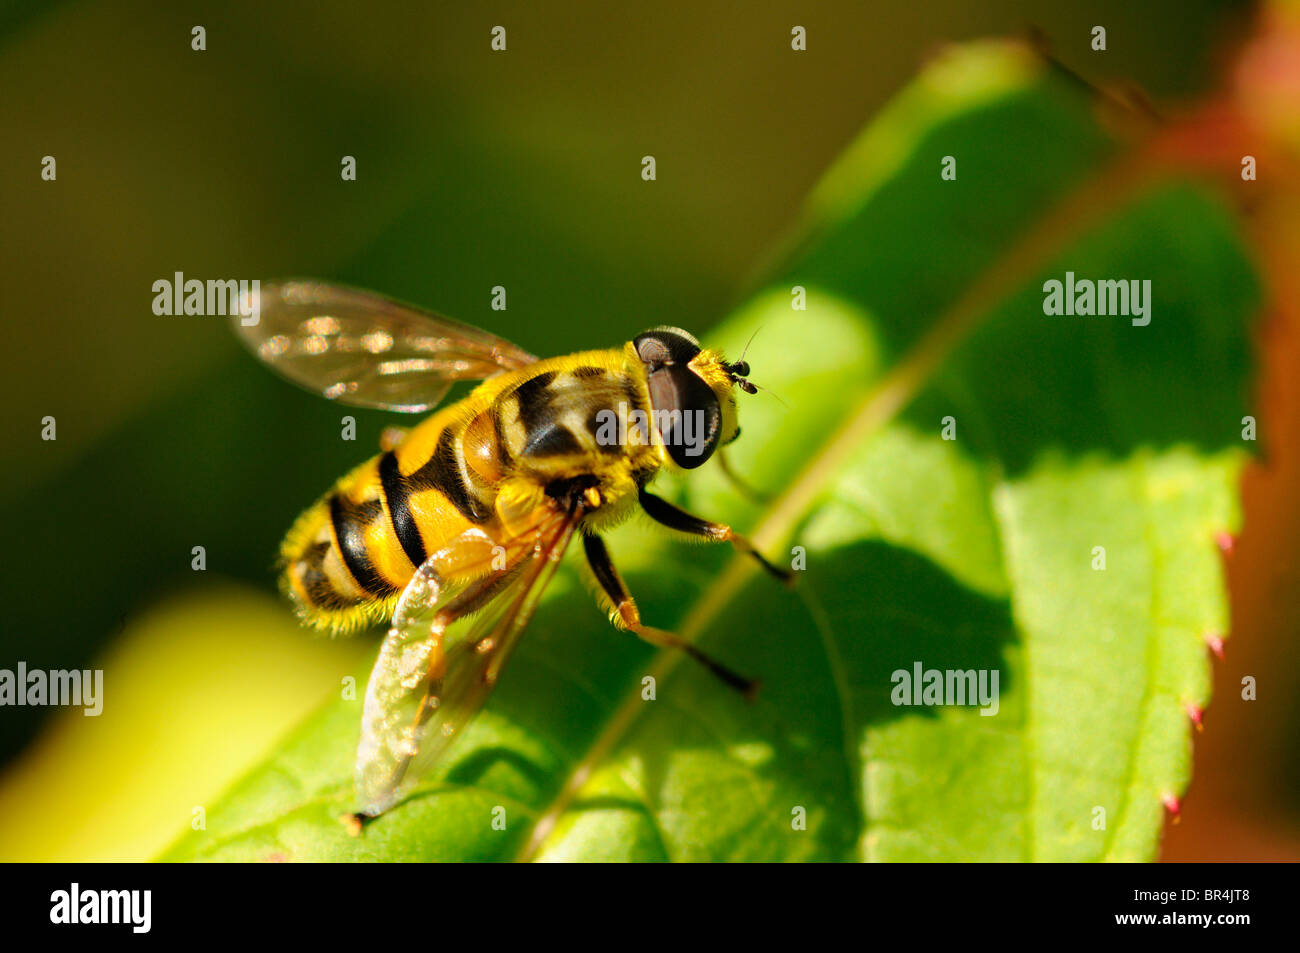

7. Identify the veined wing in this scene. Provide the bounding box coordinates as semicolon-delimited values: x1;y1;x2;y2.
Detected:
234;279;537;413
355;506;581;817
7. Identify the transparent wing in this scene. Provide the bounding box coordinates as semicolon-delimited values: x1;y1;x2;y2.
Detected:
355;507;581;816
234;279;537;413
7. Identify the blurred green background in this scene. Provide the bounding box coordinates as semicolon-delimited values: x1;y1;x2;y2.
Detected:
2;0;1291;861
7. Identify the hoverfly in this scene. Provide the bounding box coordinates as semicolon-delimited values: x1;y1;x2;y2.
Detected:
235;280;790;818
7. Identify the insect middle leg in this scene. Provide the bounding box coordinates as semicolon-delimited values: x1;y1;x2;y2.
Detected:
637;489;793;585
582;533;758;698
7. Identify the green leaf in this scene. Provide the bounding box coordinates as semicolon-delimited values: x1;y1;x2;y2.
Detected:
162;40;1256;862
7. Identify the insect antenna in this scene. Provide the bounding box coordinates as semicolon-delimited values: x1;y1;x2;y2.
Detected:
738;326;762;365
749;381;787;409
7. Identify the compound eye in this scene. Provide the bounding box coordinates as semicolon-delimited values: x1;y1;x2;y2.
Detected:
646;365;721;469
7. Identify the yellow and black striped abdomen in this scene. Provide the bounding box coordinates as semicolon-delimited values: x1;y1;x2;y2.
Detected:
280;401;503;632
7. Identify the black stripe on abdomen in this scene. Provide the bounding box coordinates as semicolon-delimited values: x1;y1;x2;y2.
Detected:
408;428;492;524
298;540;355;610
329;495;394;595
379;450;428;569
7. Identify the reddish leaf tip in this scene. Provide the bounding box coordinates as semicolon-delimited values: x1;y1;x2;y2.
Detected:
1162;793;1181;822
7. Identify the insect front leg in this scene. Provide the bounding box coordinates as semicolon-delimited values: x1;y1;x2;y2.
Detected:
715;448;772;504
637;488;793;586
582;533;758;698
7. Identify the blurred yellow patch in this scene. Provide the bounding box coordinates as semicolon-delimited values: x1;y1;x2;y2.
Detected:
0;582;369;861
